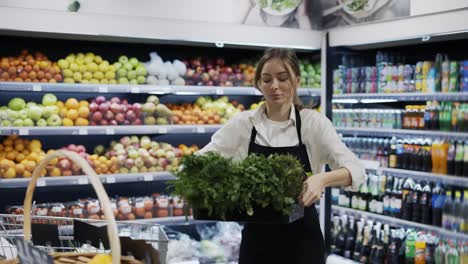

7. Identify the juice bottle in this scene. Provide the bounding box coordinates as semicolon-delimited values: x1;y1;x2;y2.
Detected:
415;232;426;264
431;140;440;174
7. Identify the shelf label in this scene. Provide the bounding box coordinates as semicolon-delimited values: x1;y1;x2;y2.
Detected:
32;85;42;92
106;127;115;135
78;128;88;135
143;174;153;182
78;177;89;185
106;176;116;184
19;128;29;136
196;127;205;133
98;86;108;93
158;127;168;134
215;89;224;95
37;179;46;187
130;86;141;93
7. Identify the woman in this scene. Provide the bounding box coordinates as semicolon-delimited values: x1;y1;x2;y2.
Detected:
198;48;365;264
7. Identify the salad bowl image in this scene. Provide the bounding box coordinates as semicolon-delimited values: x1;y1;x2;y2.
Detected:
257;0;302;26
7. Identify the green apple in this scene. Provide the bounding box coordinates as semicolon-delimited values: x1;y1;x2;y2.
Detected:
23;118;34;127
65;55;75;63
129;79;138;85
127;70;137;80
43;105;59;118
64;78;75;84
13;119;24;127
118;56;129;64
63;69;73;78
76;52;85;59
129;57;139;67
84;56;94;64
79;65;87;73
47;114;62;126
36;119;47;127
89;79;100;84
70;63;79;72
76;57;85;65
98;61;109;72
8;98;26;111
100;79;109;84
109;79;117;85
113;62;122;70
42;93;57;106
18;109;28;120
88;62;98;73
135;65;147;76
73;72;83;82
124;62;133;71
58;59;69;69
26;102;37;108
1;120;12;126
117;69;127;78
27;105;43;121
137;75;146;84
6;109;19;120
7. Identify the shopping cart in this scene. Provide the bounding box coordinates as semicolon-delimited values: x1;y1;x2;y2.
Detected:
0;150;169;264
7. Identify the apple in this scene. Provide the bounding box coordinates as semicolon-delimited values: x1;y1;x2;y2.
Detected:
47;114;62;126
154;149;166;158
120;136;131;147
95;96;106;105
36;119;47;127
134;157;144;168
132;119;142;126
89;102;98;113
130;167;139;173
91;111;103;122
142;102;156;114
18;109;28;120
158;158;169;168
130;136;140;145
124;62;133;71
99;102;110;113
100;120;109;126
43;106;59;118
123;120;131;126
119;167;129;174
115;113;125;123
127;70;137;80
13;119;24;127
27;106;43;121
136;65;147;76
110;103;121;114
144;116;156;125
166;151;175;160
109;120;118;126
58;159;71;170
118;77;129;84
132;103;142;115
118;56;129;64
126;110;137;121
125;159;135;168
137;75;146;84
1;120;12;126
129;57;139;67
128;150;138;159
146;95;159;104
23;118;34;127
8;98;26;111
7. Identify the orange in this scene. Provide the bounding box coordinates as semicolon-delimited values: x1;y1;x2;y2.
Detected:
56;101;65;108
3;138;13;146
79;100;89;108
66;109;79;120
23;171;32;178
62;118;74;126
15;163;25;176
65;98;79;109
75;117;89;126
49;167;61;177
3;167;16;178
15;153;26;163
15;143;25;152
4;146;13;153
6;151;17;161
24;160;36;172
60;108;68;118
78;106;90;118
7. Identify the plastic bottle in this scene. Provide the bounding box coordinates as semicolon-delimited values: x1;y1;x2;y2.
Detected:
442;190;453;230
434;53;443;92
447;140;456;176
406;230;417;264
424;232;436;264
431;183;445;227
415;232;426;264
454;140;464;176
420;181;432;225
452;191;462;232
440;141;449;175
446;242;459;264
434;240;446;264
449;61;459;92
441;56;450;93
432;140;441;174
461;242;468;264
462;190;468;233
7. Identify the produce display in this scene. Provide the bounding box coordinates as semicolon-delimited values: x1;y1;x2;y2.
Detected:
168;96;244;125
299;59;321;88
6;193;188;221
113;55;147;85
145;52;186;86
172;152;306;220
141;95;172;125
88;95;144;126
58;52;116;84
0;49;62;83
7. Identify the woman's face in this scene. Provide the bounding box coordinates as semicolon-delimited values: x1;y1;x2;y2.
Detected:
258;58;298;107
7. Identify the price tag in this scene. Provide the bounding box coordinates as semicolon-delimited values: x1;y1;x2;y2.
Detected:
106;176;116;184
19;128;29;135
32;84;42;92
143;174;153;182
98;86;108;93
158;127;168;134
130;86;141;93
37;179;46;187
78;128;88;135
106;127;115;135
196;126;205;133
215;89;224;95
78;177;88;185
73;208;83;215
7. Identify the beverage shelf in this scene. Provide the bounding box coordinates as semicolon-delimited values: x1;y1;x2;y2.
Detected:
0;171;176;188
0;125;222;136
336;127;468;139
332;205;468;241
333;92;468;102
0;82;320;97
374;167;468;187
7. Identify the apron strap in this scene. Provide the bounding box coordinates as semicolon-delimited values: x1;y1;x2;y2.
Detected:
249;107;303;146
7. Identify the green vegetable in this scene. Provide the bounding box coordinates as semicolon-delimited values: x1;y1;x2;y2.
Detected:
171;152;305;219
348;0;368;11
260;0;301;12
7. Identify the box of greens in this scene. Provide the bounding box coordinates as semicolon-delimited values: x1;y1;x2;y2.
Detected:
171;152;307;224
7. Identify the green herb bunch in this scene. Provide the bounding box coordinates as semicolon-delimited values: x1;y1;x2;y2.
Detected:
171;152;305;219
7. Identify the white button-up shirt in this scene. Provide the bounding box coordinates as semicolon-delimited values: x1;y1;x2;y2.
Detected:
198;103;366;191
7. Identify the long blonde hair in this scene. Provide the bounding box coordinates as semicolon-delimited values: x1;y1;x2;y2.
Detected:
254;48;303;110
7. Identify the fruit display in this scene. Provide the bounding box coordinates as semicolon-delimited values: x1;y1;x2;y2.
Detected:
145;52;186;86
0;49;63;83
141;95;173;125
47;144;92;177
0;135;47;178
249;100;265;110
168;96;245;125
58;97;90;126
299;60;321;88
6;193;189;221
113;55;147;85
89;96;143;126
0;94;64;127
58;52;116;84
183;57;255;87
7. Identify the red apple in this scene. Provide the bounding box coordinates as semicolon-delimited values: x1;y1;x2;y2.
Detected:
109;120;118;126
216;58;225;66
126;110;137;121
105;110;114;120
110;97;121;104
90;121;97;126
89;102;98;112
67;144;77;152
62;170;72;176
132;119;142;126
96;96;106;104
122;99;129;105
91;112;103;122
132;103;142;115
58;159;71;170
100;120;109;126
76;145;86;153
123;120;130;126
99;102;110;112
110;103;121;113
115;113;125;123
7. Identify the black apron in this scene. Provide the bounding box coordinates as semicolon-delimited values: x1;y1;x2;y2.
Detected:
238;108;326;264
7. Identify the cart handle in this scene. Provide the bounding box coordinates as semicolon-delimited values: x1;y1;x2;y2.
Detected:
23;150;121;264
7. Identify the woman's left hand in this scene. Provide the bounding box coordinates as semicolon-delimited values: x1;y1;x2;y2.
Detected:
300;173;325;207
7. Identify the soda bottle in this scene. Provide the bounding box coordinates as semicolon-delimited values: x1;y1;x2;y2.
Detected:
420;181;432;225
402;178;415;220
423;139;433;172
454;140;464;176
425;101;433;130
434;240;446;264
447;140;456;175
461;242;468;264
424;232;436;264
459;103;466;132
449;61;459;92
411;181;423;223
435;53;443;92
353;221;364;261
452;191;462;232
442;56;450;93
415;231;427;264
433;101;440;130
446;242;460;264
461;190;468;233
406;230;417;264
452;102;459;131
463;141;468;177
442;190;453;230
431;183;445;227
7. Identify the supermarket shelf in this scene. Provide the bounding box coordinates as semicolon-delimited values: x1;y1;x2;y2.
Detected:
0;82;320;97
332;205;468;241
326;254;360;264
336;127;468;139
367;167;468;187
0;7;322;50
0;125;223;136
329;8;468;48
332;92;468;102
0;171;176;188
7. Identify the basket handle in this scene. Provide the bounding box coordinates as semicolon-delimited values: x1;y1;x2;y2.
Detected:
23;150;121;264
